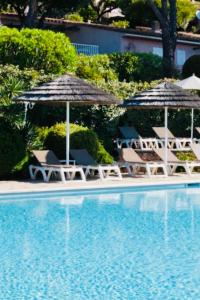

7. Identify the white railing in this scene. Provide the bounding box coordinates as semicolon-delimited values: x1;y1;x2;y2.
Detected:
72;43;99;56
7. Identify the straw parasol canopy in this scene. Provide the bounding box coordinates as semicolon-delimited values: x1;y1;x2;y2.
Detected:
15;74;119;105
122;81;200;166
122;82;200;109
15;74;120;164
176;74;200;90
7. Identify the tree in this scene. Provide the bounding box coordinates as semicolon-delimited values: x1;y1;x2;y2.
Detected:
0;0;87;27
118;0;196;30
89;0;118;22
118;0;178;77
147;0;177;77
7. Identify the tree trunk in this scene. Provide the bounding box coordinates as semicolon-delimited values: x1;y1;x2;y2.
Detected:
24;0;37;27
162;27;176;77
147;0;177;77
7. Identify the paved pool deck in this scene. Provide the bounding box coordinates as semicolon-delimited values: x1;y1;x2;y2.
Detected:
1;174;200;194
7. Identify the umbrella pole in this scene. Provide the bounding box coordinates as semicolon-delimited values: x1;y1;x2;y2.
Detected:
191;108;194;140
164;107;168;167
66;102;70;165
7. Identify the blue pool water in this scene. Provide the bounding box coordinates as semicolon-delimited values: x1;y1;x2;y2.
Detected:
1;185;200;299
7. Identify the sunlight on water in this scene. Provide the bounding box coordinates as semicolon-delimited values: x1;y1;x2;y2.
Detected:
0;186;200;299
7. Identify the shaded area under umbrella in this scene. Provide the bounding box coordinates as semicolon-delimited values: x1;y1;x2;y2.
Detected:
176;74;200;139
122;82;200;166
15;74;121;164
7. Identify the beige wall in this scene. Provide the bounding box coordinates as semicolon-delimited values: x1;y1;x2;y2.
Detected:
122;37;200;68
66;24;200;68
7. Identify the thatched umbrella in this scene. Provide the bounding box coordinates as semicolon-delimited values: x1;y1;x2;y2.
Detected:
175;74;200;139
15;74;120;164
122;81;200;165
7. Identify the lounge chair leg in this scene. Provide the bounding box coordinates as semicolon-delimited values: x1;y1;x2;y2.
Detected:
98;167;105;180
85;168;90;178
169;165;176;175
146;164;152;177
185;163;192;176
116;166;122;179
29;165;35;180
60;169;66;182
80;169;86;181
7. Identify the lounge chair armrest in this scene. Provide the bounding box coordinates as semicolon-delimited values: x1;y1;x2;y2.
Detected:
60;159;76;165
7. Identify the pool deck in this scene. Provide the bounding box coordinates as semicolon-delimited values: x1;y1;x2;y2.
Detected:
1;174;200;194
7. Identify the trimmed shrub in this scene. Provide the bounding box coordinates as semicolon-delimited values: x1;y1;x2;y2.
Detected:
65;13;84;22
76;54;117;82
42;123;113;163
111;20;129;28
0;27;77;74
0;119;26;179
109;52;164;82
182;55;200;78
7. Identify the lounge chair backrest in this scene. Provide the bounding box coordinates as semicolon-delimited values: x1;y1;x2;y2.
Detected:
195;127;200;136
153;127;175;139
191;143;200;160
120;148;144;163
32;150;61;166
70;149;96;166
119;126;140;139
154;148;180;162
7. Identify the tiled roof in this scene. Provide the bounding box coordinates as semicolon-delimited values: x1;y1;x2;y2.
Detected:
1;12;200;43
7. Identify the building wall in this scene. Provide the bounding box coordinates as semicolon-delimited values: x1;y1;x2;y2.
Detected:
66;25;124;54
122;36;200;68
67;25;200;67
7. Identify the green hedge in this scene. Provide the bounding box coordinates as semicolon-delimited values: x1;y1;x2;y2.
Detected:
76;54;117;82
0;27;77;74
38;122;113;163
0;119;26;179
182;55;200;78
109;52;163;82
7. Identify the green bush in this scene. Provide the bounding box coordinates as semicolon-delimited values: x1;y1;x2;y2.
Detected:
182;55;200;78
76;54;117;82
0;64;53;88
109;52;163;82
0;118;26;179
176;151;196;161
65;13;84;22
42;122;113;163
111;20;129;28
0;27;77;74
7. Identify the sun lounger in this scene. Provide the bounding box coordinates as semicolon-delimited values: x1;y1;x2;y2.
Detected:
154;148;200;176
153;127;191;151
119;148;167;177
116;126;161;150
191;143;200;159
70;149;122;180
29;150;86;182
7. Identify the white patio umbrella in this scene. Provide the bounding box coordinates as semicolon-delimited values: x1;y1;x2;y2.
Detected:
176;74;200;139
14;74;120;164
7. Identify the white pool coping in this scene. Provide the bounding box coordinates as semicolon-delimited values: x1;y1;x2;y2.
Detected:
1;174;200;195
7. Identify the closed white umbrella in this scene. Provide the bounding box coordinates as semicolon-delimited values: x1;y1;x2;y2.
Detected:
176;74;200;139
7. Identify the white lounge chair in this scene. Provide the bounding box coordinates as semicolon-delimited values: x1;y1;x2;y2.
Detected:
70;149;122;180
116;126;160;150
153;127;192;151
29;150;86;182
154;148;200;176
119;148;168;177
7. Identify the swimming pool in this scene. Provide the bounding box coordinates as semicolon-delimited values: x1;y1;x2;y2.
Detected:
1;184;200;299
